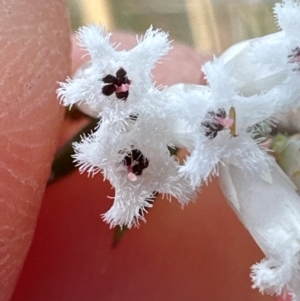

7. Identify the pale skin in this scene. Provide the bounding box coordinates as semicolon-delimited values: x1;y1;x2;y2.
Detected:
0;0;280;300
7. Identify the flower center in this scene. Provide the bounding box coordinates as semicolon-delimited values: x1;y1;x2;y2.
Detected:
122;149;149;181
102;67;131;100
202;107;236;138
288;47;300;70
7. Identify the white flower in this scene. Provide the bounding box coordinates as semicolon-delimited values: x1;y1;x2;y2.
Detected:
219;160;300;300
56;1;300;297
73;110;195;228
165;70;273;189
57;24;172;118
167;0;300;190
218;0;300;101
169;2;300;298
57;25;195;228
163;3;300;298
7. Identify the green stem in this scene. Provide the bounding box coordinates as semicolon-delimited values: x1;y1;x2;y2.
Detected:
112;192;158;248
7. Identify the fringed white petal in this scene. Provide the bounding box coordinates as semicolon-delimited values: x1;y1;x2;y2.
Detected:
57;25;172;116
219;160;300;298
73;108;196;228
274;0;300;42
202;58;240;100
102;151;196;228
102;186;155;228
180;131;271;188
130;25;172;73
76;24;115;62
251;257;297;297
162;83;212;148
57;75;106;112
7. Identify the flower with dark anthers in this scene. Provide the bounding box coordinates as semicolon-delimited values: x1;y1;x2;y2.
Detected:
202;108;234;139
122;149;149;181
102;67;131;100
61;25;195;228
57;25;172;116
288;47;300;61
202;108;227;139
59;3;300;299
288;47;300;71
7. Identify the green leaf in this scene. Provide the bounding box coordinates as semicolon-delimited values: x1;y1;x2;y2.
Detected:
48;117;99;185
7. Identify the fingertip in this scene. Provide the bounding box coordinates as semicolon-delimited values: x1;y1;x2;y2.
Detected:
0;0;71;299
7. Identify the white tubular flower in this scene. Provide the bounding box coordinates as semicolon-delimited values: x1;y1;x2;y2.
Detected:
73;111;195;228
171;2;300;298
173;0;300;189
219;160;300;300
57;24;171;117
167;69;273;189
219;0;300;101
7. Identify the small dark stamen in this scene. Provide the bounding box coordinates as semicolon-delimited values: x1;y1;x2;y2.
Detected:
116;67;127;79
122;149;149;176
129;114;138;121
288;47;300;71
102;83;116;96
102;67;131;100
202;108;226;139
102;74;118;84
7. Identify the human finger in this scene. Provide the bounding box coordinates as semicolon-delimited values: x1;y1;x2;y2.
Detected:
0;1;71;300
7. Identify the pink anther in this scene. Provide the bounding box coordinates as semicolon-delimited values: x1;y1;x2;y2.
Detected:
128;172;137;181
126;166;137;181
215;117;234;128
115;83;130;93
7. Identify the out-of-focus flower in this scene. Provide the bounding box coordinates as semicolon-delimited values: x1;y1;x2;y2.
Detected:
272;133;300;190
165;0;300;190
167;0;300;185
219;160;300;300
167;1;300;299
219;0;300;101
167;62;275;190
